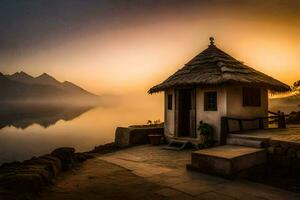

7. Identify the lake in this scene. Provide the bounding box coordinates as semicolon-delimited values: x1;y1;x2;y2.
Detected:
0;95;163;164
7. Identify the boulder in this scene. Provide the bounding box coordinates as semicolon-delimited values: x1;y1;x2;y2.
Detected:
23;155;62;177
0;164;51;192
274;147;285;155
82;153;95;159
287;148;296;158
17;164;52;185
41;155;62;173
269;140;280;147
0;146;89;196
0;173;45;192
51;147;76;170
91;143;118;154
0;162;22;173
296;151;300;159
75;153;88;163
267;147;275;154
280;142;291;153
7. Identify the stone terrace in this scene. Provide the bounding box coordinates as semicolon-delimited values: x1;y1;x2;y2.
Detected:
100;145;300;200
229;125;300;144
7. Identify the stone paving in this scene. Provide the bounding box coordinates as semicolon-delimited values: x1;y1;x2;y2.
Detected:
100;145;300;200
232;125;300;144
38;158;166;200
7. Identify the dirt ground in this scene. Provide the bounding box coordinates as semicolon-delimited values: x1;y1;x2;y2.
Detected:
38;159;168;200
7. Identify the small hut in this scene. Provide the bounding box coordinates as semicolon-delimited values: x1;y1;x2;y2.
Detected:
149;37;290;144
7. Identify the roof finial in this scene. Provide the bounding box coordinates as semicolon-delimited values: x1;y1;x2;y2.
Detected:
209;37;215;45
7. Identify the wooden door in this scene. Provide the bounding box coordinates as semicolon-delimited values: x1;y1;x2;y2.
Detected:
189;89;196;137
175;89;196;138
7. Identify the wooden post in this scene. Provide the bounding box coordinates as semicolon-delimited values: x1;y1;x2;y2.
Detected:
190;89;196;138
277;110;282;128
174;90;179;136
238;119;243;131
259;118;264;129
220;117;228;145
281;112;286;129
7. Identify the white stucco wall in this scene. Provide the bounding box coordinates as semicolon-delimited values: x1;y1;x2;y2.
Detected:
164;90;175;138
196;86;227;141
226;86;268;132
163;85;268;143
226;86;268;118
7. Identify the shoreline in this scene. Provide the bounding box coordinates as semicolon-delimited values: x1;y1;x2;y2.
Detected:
2;140;300;199
0;142;122;199
0;124;164;198
2;124;300;199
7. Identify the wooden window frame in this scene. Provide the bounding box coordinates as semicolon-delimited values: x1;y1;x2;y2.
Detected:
167;94;173;110
204;91;217;111
242;87;261;107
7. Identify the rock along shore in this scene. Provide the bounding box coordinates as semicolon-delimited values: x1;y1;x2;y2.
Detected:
0;142;120;200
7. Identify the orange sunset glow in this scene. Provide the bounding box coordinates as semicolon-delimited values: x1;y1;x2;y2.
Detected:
1;2;300;199
0;1;299;95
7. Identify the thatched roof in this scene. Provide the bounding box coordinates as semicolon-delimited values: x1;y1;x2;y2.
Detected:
149;37;290;94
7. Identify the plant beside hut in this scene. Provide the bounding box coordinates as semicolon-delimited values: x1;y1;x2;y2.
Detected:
129;119;164;128
197;121;215;148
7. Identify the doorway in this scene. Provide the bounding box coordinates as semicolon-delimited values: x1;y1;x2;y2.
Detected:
175;89;196;137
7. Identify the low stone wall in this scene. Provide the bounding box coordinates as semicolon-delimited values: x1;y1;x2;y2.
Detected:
267;140;300;172
0;147;92;195
115;127;164;148
246;140;300;192
0;143;122;199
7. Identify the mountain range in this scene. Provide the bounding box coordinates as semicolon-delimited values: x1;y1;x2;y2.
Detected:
0;71;97;101
269;94;300;113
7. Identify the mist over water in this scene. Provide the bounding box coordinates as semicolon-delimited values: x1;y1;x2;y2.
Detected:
0;94;163;164
2;92;297;165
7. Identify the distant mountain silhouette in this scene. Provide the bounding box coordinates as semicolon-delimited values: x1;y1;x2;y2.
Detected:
270;94;300;113
34;73;61;86
7;71;35;84
1;72;96;101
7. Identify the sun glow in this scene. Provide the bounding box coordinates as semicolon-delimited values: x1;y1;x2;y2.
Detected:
0;4;299;95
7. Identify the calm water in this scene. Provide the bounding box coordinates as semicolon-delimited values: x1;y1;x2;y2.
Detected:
0;95;163;164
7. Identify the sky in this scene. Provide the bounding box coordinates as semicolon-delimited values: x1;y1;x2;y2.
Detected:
0;0;299;95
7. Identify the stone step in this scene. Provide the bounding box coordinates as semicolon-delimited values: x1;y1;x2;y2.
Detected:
163;140;191;151
187;145;267;178
228;133;270;142
226;138;265;148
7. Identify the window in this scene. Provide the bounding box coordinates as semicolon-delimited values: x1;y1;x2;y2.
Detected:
204;92;217;111
243;87;261;107
167;94;173;110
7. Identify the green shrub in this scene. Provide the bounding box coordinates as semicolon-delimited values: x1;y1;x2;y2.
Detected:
197;121;215;147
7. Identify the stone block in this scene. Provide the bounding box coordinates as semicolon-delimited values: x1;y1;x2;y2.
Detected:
287;148;296;158
18;164;52;184
41;155;62;173
51;147;76;170
187;145;267;178
274;147;285;155
0;173;45;192
23;155;62;177
267;146;275;154
226;138;264;148
115;127;164;148
296;151;300;159
269;140;280;147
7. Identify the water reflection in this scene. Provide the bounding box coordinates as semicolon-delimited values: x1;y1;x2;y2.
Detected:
0;94;163;165
0;103;94;129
